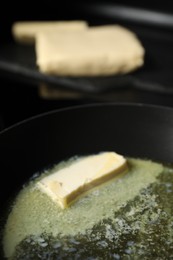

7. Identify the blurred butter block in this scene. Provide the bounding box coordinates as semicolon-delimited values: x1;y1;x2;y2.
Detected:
12;20;88;44
36;25;145;77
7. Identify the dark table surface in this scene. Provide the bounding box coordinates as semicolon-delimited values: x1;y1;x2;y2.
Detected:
1;1;173;130
1;77;173;131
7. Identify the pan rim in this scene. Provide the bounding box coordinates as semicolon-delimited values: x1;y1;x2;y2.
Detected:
0;101;173;135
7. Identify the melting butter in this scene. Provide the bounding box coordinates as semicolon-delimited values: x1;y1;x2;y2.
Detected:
3;157;164;258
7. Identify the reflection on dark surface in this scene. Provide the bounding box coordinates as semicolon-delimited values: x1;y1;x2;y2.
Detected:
1;77;173;130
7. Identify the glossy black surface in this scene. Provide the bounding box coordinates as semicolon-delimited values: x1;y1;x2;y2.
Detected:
1;5;173;94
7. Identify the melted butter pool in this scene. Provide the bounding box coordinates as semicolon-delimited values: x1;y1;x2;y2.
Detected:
3;158;173;259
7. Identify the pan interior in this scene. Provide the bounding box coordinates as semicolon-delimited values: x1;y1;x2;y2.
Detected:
1;103;173;259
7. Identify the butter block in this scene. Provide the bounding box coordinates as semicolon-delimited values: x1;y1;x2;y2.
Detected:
12;20;88;44
37;152;128;209
36;25;144;76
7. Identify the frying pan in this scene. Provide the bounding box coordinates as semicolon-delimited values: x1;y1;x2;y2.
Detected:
0;102;173;258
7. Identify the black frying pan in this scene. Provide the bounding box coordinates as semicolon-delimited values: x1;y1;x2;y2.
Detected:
1;102;173;258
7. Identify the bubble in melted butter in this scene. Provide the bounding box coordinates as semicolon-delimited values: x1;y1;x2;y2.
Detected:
3;158;173;259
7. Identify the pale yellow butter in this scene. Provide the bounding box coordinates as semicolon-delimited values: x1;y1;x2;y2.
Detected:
36;25;144;76
37;152;128;209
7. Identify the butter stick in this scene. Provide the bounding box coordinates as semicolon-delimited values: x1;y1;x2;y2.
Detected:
37;152;128;209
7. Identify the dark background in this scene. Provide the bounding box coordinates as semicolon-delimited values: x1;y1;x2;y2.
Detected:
1;1;173;41
1;1;173;130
